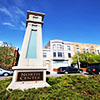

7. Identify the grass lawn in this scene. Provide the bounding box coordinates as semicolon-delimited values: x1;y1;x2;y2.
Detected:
0;75;100;100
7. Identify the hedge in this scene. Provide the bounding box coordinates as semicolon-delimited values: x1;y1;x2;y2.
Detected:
0;75;100;100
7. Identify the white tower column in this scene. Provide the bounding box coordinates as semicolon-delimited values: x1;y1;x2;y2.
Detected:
7;11;50;90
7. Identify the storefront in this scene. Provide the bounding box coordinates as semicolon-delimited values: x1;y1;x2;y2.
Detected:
51;60;69;71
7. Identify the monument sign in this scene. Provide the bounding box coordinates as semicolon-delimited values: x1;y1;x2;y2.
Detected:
7;11;50;90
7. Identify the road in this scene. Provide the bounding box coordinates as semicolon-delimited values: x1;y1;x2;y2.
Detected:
0;76;12;80
47;71;88;77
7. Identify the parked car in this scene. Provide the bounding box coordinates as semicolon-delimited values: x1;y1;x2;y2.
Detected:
86;66;100;74
0;68;13;76
57;67;67;74
46;70;50;75
57;66;83;74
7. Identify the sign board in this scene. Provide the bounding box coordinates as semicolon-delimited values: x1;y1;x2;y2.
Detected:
17;72;43;81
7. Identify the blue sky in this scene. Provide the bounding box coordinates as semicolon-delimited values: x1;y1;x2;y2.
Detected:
0;0;100;50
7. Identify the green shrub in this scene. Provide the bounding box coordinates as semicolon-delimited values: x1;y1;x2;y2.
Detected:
0;75;100;100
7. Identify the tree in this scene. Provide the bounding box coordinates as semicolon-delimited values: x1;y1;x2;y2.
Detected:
0;43;16;69
72;52;100;67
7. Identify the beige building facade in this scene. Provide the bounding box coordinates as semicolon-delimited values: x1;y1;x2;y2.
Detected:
73;42;100;54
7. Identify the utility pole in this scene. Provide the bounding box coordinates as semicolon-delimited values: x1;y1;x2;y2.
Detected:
77;53;80;69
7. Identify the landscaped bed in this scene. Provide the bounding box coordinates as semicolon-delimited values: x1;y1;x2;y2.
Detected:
0;75;100;100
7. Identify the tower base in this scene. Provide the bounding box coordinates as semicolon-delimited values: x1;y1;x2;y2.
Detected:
7;81;50;91
7;66;50;91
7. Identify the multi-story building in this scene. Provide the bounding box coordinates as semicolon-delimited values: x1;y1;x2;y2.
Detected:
0;41;3;46
43;40;74;71
43;40;100;71
73;42;100;54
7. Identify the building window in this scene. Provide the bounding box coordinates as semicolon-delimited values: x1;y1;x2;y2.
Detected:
33;17;38;21
91;46;94;48
62;45;64;50
57;44;62;49
32;25;37;28
76;48;80;52
83;48;85;53
67;46;71;51
43;53;47;58
97;50;99;54
53;52;56;57
76;45;79;47
92;50;95;54
68;53;71;58
86;49;89;53
53;44;56;49
58;52;62;57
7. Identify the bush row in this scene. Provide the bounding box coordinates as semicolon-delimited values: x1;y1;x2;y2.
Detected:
0;75;100;100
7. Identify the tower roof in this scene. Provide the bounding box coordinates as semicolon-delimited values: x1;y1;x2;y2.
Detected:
26;11;45;27
27;10;45;20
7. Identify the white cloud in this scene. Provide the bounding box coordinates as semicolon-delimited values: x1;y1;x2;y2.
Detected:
3;22;15;27
15;7;25;17
0;7;12;18
20;21;26;31
13;0;25;7
21;21;26;27
0;6;26;30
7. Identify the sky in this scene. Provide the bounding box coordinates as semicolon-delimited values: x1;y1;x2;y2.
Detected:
0;0;100;50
